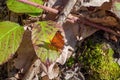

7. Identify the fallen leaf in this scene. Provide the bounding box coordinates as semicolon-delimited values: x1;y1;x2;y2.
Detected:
32;21;62;66
82;0;110;7
109;34;118;42
88;16;119;27
79;25;99;40
14;30;36;70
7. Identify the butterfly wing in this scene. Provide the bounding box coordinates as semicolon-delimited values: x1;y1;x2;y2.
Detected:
51;31;64;50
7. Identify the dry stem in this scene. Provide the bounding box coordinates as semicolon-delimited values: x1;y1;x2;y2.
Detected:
18;0;59;14
17;0;119;37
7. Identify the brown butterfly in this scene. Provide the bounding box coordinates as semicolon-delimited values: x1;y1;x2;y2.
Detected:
50;31;64;50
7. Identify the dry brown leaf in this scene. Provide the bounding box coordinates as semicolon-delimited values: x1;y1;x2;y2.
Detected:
88;16;119;27
56;22;79;65
109;34;118;42
82;0;110;7
23;59;41;80
79;25;99;40
14;30;36;74
41;75;49;80
41;63;59;79
100;1;112;10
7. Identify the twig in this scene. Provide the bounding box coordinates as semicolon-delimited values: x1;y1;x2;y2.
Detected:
17;0;78;20
17;0;120;37
17;0;78;21
78;16;119;37
18;0;58;14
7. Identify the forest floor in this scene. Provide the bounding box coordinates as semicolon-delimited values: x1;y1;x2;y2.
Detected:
0;0;120;80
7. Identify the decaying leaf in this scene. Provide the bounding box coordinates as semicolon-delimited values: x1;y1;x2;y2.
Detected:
88;16;119;27
22;59;41;80
31;21;64;79
79;25;99;41
41;63;59;79
77;3;120;40
14;30;36;70
0;21;24;65
82;0;110;7
31;21;81;79
32;21;63;66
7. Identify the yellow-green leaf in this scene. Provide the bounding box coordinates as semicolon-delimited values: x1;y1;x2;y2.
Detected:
7;0;43;14
32;21;60;65
0;21;24;64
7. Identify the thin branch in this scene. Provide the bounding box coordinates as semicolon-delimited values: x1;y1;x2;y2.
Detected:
17;0;78;21
18;0;120;37
78;16;119;37
18;0;59;14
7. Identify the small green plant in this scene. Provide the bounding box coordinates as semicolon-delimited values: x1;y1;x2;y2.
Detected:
79;41;120;80
0;21;24;64
66;56;74;67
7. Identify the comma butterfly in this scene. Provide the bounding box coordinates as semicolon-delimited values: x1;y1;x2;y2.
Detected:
50;31;64;50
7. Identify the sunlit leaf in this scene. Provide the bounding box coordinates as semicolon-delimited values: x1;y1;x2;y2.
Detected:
112;1;120;18
114;2;120;10
0;21;24;64
7;0;43;14
32;21;62;65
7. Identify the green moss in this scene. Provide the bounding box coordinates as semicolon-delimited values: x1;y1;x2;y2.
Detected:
79;41;120;80
66;57;74;67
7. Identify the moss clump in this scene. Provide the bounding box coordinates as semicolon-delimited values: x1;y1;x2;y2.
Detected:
79;41;120;80
66;57;74;67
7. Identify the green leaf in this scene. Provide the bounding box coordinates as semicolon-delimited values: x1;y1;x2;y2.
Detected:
0;21;24;64
7;0;43;14
114;2;120;10
32;21;60;65
112;1;120;18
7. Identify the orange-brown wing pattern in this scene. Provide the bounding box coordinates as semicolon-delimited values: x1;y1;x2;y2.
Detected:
51;31;64;50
